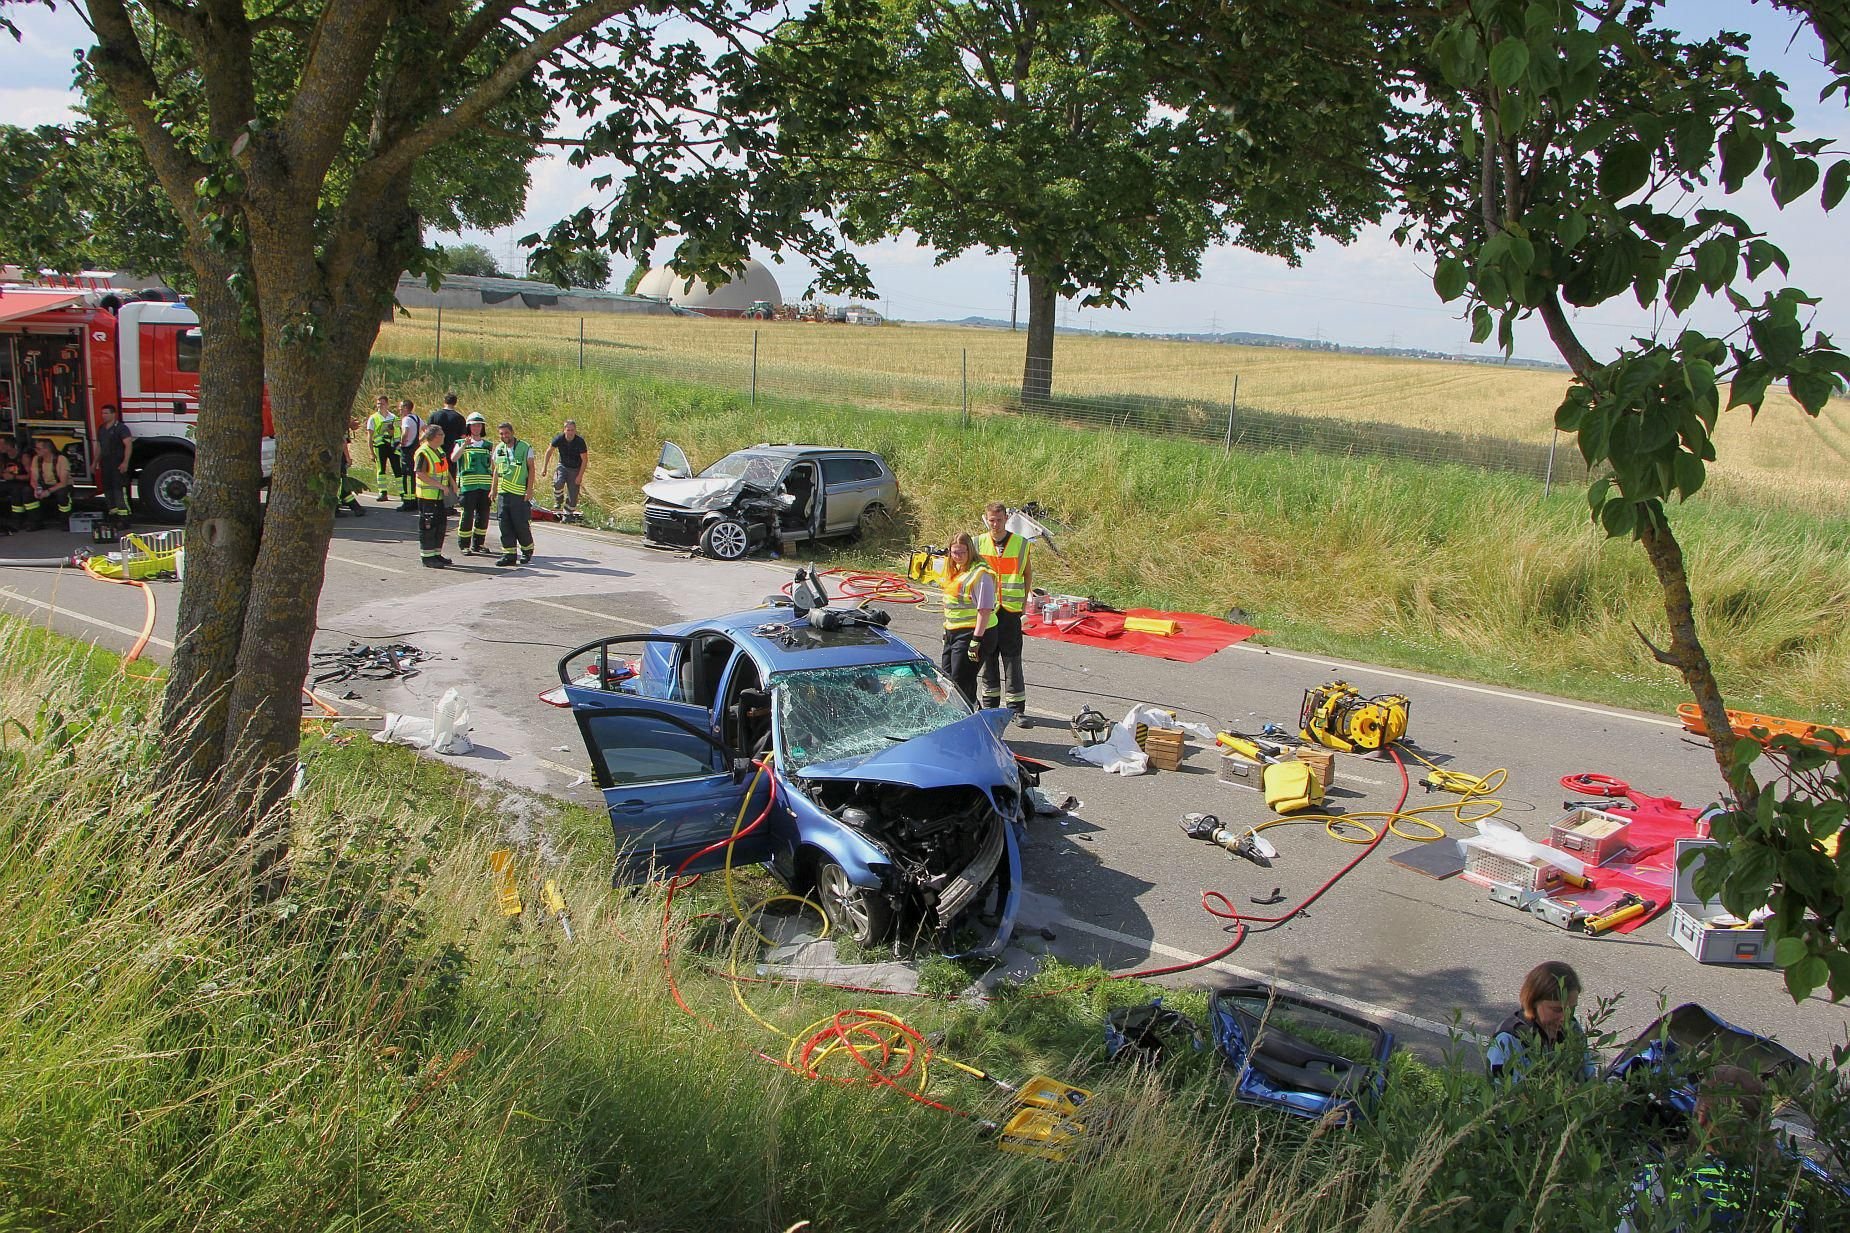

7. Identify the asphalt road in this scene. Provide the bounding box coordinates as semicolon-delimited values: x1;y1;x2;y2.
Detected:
4;510;1845;1061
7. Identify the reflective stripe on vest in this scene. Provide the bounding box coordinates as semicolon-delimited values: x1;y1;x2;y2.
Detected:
942;563;997;632
456;438;494;490
977;531;1029;612
414;443;449;499
494;440;532;492
368;412;396;446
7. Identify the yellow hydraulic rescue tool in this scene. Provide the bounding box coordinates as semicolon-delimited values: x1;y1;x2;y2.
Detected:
1299;680;1410;753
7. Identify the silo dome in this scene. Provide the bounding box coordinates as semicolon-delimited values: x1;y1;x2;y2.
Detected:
635;257;784;313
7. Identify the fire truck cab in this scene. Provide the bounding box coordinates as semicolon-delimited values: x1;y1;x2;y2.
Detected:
0;280;273;522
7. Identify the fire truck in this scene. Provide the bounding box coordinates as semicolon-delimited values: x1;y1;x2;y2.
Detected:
0;275;273;522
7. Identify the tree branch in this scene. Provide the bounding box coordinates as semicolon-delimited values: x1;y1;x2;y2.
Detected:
281;2;396;187
83;0;210;246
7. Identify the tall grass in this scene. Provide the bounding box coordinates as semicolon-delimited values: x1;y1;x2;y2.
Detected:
359;358;1850;725
5;619;1845;1230
372;309;1850;516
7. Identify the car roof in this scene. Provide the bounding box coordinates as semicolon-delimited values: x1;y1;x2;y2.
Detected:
729;444;882;461
659;607;927;673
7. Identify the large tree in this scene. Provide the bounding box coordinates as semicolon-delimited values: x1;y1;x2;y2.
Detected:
52;0;856;863
761;0;1389;400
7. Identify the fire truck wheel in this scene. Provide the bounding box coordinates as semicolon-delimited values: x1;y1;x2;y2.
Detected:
136;452;195;523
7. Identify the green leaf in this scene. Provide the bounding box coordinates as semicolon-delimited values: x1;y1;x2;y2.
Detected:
1434;256;1468;302
1744;240;1788;278
1824;160;1850;211
1598;497;1635;538
1490;38;1531;89
1772;152;1820;207
1599;141;1652;199
1672;451;1705;497
1773;935;1808;968
1719;123;1763;192
1558;207;1589;249
1693;238;1734;290
1666;269;1700;314
1728;360;1773;410
1470;304;1494;344
1785;955;1828;1001
1789;369;1835;414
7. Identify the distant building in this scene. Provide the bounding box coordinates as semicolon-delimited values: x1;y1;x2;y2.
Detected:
633;257;784;318
841;304;884;326
393;272;677;316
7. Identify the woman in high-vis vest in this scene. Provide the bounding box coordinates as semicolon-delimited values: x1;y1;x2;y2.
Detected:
413;424;455;568
939;531;997;706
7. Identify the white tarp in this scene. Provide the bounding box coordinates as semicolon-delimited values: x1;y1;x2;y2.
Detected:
373;687;475;755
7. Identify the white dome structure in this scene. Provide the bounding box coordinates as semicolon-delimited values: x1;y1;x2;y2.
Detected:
636;257;783;316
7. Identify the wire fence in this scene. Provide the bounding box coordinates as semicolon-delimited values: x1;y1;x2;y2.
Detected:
380;306;1594;490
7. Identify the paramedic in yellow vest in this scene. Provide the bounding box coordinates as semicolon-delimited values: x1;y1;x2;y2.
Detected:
939;531;997;706
451;413;495;555
489;420;536;567
413;424;455;568
366;394;401;500
977;502;1032;724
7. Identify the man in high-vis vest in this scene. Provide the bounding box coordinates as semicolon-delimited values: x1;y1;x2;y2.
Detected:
413;424;455;568
451;412;496;555
976;501;1032;724
939;531;997;706
490;420;536;567
366;394;401;500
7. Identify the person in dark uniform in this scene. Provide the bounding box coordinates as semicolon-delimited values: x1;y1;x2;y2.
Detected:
1486;961;1593;1081
96;404;134;518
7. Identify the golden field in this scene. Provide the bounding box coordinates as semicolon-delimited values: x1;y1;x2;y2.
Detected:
375;307;1850;514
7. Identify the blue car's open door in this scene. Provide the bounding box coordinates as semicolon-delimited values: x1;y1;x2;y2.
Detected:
559;636;772;880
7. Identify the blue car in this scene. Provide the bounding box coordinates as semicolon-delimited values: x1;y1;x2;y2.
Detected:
555;600;1025;955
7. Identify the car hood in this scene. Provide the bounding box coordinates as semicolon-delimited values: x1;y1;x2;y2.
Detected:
642;475;741;509
796;710;1017;802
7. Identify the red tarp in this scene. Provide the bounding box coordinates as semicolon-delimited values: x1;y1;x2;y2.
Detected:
1553;792;1707;934
1022;607;1259;663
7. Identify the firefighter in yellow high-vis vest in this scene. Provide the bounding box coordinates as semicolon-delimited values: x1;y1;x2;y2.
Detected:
413;424;455;568
976;501;1032;725
939;531;997;706
451;412;496;555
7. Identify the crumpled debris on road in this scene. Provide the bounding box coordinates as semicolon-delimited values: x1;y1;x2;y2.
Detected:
311;641;427;684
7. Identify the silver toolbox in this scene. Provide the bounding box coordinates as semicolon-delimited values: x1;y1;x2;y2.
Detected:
1668;838;1772;966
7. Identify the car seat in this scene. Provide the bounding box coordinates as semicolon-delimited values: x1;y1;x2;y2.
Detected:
780;467;813;530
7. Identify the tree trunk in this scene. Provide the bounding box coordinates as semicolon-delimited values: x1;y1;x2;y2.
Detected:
159;248;267;785
1637;513;1759;809
1020;269;1058;404
1538;293;1757;809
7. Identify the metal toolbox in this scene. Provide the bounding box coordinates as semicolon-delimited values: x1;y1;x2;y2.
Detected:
1462;848;1566;893
1668;838;1772;966
1549;807;1633;866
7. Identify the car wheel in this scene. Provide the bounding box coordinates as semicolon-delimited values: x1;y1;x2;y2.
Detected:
854;502;889;541
813;859;892;947
135;452;194;522
700;517;751;561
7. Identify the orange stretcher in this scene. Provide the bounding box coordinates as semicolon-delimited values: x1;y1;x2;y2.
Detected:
1676;703;1848;754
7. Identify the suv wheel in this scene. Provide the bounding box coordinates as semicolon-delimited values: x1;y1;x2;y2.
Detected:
700;517;751;561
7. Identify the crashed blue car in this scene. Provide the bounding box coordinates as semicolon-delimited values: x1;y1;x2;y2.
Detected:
555;597;1025;954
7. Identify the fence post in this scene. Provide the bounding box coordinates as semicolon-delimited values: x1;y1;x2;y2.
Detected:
751;329;759;409
434;305;442;364
1544;429;1559;495
962;349;969;427
578;318;584;370
1224;374;1239;454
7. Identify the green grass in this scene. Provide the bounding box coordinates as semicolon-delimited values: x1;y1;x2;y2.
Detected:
4;618;1846;1231
356;358;1850;728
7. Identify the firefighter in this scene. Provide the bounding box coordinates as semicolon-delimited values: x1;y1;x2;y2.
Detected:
451;412;495;555
976;501;1032;724
939;531;997;706
0;437;28;533
28;438;74;529
490;420;536;567
365;394;401;500
96;404;134;518
413;424;455;568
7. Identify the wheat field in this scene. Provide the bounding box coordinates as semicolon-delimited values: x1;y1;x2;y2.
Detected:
374;308;1850;514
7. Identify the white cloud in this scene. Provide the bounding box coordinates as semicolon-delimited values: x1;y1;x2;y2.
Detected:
0;85;79;126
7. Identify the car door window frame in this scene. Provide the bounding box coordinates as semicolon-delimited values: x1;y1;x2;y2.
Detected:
573;704;726;790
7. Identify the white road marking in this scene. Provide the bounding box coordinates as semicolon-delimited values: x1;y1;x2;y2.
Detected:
1051;914;1480;1044
0;588;176;650
1234;643;1681;729
533;755;587;778
520;597;654;630
328;553;407;575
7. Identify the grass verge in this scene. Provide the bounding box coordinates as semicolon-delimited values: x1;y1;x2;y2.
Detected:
4;617;1846;1231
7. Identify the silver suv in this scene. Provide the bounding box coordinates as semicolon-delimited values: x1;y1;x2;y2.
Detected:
641;441;899;561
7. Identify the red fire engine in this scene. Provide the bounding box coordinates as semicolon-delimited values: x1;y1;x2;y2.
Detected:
0;276;273;522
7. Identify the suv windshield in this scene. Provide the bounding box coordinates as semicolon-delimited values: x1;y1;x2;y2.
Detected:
699;451;784;490
774;661;971;771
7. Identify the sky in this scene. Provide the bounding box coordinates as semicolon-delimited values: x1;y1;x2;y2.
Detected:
2;1;1842;361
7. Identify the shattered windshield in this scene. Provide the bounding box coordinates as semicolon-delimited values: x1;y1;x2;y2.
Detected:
699;451;784;489
774;661;971;771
